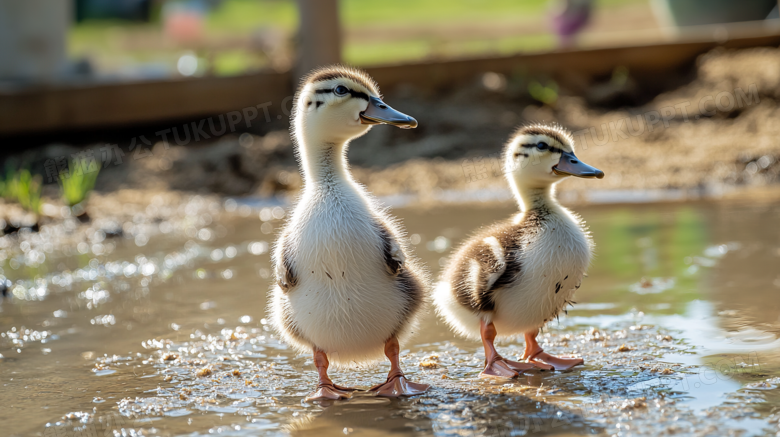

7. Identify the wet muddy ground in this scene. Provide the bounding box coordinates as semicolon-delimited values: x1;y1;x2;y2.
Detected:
1;196;780;436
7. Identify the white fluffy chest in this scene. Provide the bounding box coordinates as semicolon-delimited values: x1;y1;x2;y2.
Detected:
523;213;592;287
288;189;385;283
493;210;592;333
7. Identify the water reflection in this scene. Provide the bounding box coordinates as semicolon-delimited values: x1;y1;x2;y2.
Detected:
0;199;779;436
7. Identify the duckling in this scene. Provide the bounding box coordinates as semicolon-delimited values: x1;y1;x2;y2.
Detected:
434;123;604;377
269;65;430;400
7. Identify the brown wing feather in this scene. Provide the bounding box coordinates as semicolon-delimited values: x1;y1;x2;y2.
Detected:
447;208;549;313
277;243;297;292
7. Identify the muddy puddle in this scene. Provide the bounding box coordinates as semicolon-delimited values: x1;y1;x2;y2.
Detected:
1;198;780;436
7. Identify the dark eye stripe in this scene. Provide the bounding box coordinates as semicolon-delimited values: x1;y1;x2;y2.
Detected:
520;143;564;154
313;87;370;101
348;90;369;101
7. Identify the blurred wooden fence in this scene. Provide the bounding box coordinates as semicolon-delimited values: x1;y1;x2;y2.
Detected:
2;14;780;136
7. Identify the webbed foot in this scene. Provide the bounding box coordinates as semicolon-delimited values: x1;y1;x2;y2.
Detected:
305;383;357;401
528;351;583;370
480;358;520;378
370;372;429;397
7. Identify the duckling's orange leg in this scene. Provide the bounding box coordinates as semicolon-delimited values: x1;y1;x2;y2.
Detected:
479;319;535;378
369;336;429;397
305;348;357;401
523;330;583;371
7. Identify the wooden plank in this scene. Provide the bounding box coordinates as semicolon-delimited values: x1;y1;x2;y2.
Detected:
0;72;292;135
365;32;780;90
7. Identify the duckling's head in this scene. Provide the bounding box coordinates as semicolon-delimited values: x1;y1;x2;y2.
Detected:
292;65;417;146
503;123;604;190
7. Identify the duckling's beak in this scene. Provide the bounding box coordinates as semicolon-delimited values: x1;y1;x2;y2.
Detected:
360;96;418;129
553;151;605;179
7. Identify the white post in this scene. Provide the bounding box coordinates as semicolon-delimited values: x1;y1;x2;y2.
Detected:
0;0;71;84
295;0;342;80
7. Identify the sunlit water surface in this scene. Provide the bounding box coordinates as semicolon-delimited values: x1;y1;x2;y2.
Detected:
1;199;779;436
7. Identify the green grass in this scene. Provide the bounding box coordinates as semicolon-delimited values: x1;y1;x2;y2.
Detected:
0;168;43;214
59;159;100;208
206;0;297;33
212;49;266;76
70;0;648;73
345;33;556;66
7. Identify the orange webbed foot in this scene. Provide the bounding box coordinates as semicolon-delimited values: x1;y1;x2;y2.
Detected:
503;358;542;372
305;383;357;401
528;351;583;371
480;358;521;378
369;374;429;397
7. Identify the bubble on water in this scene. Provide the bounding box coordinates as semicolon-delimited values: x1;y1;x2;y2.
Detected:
196;269;207;279
272;207;286;220
170;323;181;331
124;264;137;277
135;234;149;247
198;228;212;241
260;223;274;234
259;208;273;222
240;315;252;324
141;262;156;276
248;241;268;255
53;310;67;318
410;234;421;245
77;242;90;254
200;301;216;310
210;249;224;262
221;269;233;280
427;236;450;253
225;246;237;258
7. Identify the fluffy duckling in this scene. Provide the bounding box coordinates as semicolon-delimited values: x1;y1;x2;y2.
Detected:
270;65;430;400
434;123;604;377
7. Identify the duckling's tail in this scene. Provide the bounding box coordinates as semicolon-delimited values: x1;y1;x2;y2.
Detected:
432;281;483;341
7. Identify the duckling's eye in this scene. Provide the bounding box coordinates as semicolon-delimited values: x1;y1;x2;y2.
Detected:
536;142;549;151
334;85;349;96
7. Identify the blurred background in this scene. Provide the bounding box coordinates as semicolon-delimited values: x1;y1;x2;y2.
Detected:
2;0;779;81
0;0;712;81
2;0;780;203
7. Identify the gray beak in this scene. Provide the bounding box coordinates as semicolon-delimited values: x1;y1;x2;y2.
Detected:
553;151;605;179
359;96;418;129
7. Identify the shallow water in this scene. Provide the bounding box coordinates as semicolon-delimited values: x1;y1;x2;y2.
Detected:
1;199;780;436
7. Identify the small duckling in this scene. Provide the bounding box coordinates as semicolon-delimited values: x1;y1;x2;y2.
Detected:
269;65;430;400
434;123;604;377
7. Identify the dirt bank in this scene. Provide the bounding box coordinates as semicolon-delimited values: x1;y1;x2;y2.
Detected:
5;46;780;206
